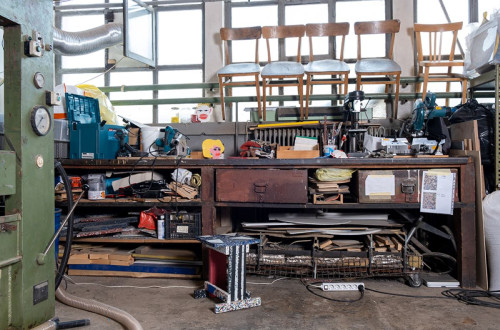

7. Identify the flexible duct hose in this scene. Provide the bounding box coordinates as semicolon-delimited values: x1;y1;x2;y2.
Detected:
31;320;57;330
56;286;143;330
53;23;123;56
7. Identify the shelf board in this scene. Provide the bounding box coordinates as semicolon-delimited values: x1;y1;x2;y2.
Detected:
56;198;201;208
60;237;200;244
215;202;470;209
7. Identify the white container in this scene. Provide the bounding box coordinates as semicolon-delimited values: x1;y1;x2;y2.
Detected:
483;191;500;291
88;190;105;200
141;126;162;154
157;218;165;239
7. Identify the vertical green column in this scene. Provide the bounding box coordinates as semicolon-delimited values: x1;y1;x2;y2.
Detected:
1;1;55;328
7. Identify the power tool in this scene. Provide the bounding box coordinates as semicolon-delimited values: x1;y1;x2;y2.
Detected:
155;126;191;156
410;92;457;136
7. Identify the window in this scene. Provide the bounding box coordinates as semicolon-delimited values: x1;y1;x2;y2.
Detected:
55;2;204;125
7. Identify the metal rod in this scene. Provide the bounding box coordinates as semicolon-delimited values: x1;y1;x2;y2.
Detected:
40;187;88;259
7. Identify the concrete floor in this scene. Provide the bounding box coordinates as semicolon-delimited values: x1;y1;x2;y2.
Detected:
55;276;499;330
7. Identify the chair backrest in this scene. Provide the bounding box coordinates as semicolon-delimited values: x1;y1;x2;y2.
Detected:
262;25;306;63
354;19;401;60
414;22;463;62
306;22;349;62
220;26;262;65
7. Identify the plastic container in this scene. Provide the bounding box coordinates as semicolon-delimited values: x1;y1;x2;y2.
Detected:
85;174;105;200
141;126;161;153
157;216;165;239
54;208;62;260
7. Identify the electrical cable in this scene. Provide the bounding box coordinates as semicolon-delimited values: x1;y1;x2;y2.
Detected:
54;160;74;290
247;277;289;285
441;289;500;309
77;57;124;85
303;281;365;303
64;275;200;290
364;287;449;299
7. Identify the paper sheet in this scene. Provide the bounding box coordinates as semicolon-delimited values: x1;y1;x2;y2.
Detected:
420;171;455;215
365;175;395;196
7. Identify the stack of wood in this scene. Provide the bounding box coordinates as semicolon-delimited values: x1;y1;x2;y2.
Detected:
168;182;198;199
373;235;403;252
54;184;82;202
309;178;349;204
319;239;365;252
66;245;134;266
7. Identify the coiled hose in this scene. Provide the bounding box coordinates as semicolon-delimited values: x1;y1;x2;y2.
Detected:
54;160;74;289
54;161;143;330
56;286;143;330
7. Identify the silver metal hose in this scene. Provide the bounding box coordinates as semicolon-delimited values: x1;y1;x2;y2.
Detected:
55;286;143;330
53;23;123;55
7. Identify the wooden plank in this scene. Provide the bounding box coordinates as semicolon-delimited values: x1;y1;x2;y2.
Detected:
67;269;200;279
450;121;486;289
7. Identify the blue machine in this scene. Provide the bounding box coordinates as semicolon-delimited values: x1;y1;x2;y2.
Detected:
66;93;128;159
411;92;457;136
155;126;191;156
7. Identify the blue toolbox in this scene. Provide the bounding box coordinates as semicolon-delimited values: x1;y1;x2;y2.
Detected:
66;93;128;159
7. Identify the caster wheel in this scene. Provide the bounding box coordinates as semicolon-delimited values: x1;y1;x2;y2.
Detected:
407;273;422;287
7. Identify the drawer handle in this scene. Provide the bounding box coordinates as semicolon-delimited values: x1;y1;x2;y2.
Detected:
0;223;17;233
254;183;268;194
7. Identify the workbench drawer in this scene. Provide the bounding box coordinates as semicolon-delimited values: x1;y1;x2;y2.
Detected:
216;169;308;203
356;169;459;203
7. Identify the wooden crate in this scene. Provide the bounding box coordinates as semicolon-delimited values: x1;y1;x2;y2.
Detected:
276;145;320;159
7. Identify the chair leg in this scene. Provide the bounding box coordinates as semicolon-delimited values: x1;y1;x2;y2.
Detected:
343;74;349;104
461;78;468;104
356;74;362;91
254;73;262;120
394;74;401;120
298;76;304;121
305;74;311;120
218;75;225;121
262;78;267;122
416;66;423;94
268;82;273;106
422;67;430;101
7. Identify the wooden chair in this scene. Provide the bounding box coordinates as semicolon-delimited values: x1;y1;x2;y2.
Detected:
354;20;401;118
304;23;350;119
261;25;306;121
414;22;467;106
218;26;262;121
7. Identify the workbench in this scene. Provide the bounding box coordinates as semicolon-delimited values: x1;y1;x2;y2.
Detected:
60;156;476;288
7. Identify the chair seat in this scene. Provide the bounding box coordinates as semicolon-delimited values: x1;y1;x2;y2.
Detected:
261;62;304;77
217;63;261;75
355;58;401;74
419;60;464;67
304;59;350;74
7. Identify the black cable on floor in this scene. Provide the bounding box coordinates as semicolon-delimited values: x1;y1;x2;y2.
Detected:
441;289;500;309
365;287;449;299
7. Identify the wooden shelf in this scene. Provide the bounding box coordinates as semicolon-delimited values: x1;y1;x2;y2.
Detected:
56;198;201;208
60;237;199;244
214;202;470;209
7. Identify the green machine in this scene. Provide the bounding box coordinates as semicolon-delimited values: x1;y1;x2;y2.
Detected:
1;0;56;328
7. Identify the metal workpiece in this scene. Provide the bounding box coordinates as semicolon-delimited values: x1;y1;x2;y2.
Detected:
1;1;56;328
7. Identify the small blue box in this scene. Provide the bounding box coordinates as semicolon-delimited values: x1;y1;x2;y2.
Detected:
66;93;127;159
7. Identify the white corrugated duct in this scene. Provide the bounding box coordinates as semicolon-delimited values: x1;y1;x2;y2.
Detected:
53;23;123;55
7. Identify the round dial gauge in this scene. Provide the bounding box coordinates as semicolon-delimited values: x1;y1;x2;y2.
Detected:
30;105;52;136
33;72;45;89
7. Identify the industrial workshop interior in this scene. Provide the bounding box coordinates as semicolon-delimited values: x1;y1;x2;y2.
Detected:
2;0;500;329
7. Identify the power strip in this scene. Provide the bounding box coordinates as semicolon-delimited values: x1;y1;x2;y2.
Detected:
321;282;365;291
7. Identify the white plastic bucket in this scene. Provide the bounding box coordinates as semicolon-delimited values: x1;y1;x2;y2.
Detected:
141;126;161;154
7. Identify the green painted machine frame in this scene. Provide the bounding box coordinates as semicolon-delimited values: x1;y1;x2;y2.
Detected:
1;1;56;328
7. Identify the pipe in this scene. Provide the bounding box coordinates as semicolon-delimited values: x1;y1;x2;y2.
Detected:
55;286;143;330
53;23;123;56
31;320;57;330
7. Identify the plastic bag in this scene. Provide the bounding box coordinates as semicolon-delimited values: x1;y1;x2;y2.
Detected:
449;99;495;166
77;84;119;125
315;168;356;182
138;206;166;230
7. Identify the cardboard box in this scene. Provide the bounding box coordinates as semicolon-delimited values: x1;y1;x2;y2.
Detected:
128;128;140;146
276;145;320;159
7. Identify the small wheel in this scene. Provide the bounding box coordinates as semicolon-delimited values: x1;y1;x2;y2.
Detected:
407;273;422;287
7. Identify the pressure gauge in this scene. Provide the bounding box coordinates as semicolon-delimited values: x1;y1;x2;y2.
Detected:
33;72;45;89
30;105;52;136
